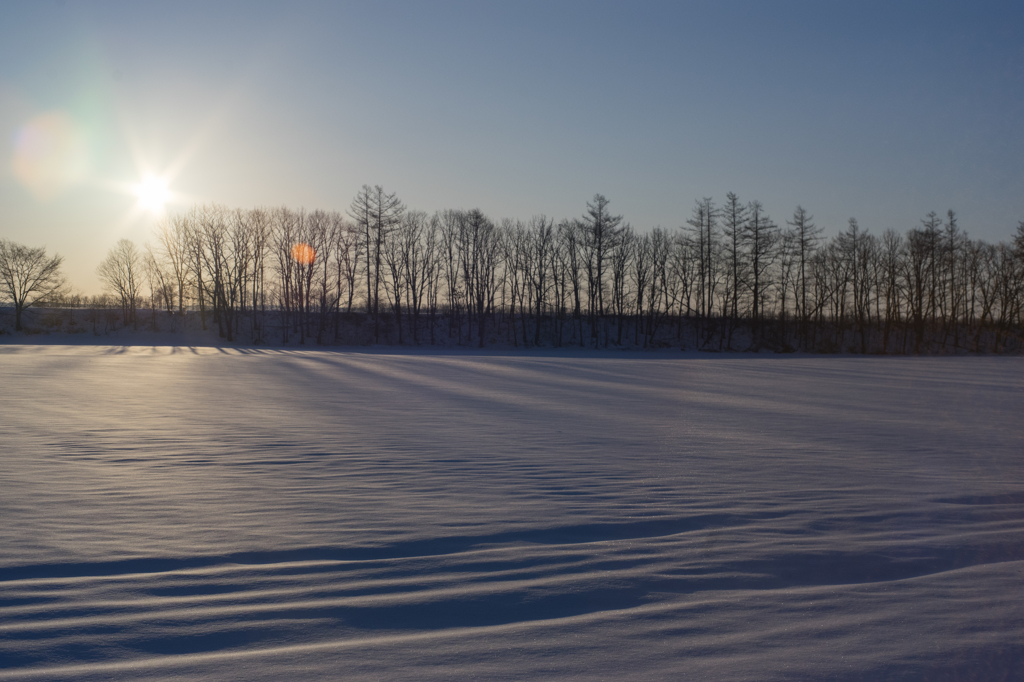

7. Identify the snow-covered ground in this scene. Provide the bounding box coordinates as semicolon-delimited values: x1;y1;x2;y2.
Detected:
1;346;1022;680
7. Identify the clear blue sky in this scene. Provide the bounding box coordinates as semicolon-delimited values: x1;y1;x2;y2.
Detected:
2;0;1022;293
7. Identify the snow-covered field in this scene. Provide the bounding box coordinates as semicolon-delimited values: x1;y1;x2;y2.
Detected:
1;346;1022;680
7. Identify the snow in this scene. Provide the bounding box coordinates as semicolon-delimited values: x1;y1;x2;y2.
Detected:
1;345;1022;680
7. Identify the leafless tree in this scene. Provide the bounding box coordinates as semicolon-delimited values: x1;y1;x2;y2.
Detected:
502;218;528;346
197;204;236;340
144;244;175;318
458;208;502;347
423;213;443;344
527;215;555;346
0;239;66;331
81;191;1023;354
721;193;748;348
97;238;142;328
610;224;634;345
879;229;904;352
630;231;652;346
742;200;779;345
644;228;672;345
153;214;193;316
558;219;585;346
787;206;821;339
303;209;340;345
581;194;624;345
837;218;877;353
335;214;362;315
401;211;436;345
270;206;298;343
686;197;719;321
774;228;798;345
382;212;408;344
349;185;404;342
247;207;271;343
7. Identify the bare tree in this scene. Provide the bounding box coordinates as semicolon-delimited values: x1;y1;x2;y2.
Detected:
247;207;271;344
644;228;672;345
549;222;570;346
0;239;66;331
787;206;818;318
97;238;142;328
941;210;967;348
183;206;209;329
837;218;876;353
879;229;905;352
458;209;501;347
304;209;336;345
502;218;528;346
581;194;624;345
610;224;634;345
527;215;555;346
438;209;464;341
742;200;779;345
423;213;443;345
335;214;362;314
197;205;234;340
144;245;175;316
666;231;695;341
721;193;748;348
775;228;798;345
349;185;404;342
402;210;434;344
558;219;585;346
292;209;330;345
630;232;652;345
381;213;408;344
686;197;719;320
153;214;193;316
85;194;1023;353
270;206;298;343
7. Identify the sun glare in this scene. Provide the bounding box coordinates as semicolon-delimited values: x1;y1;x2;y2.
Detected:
134;176;170;213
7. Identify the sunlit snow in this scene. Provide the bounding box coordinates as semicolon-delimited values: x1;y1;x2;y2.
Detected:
1;346;1022;680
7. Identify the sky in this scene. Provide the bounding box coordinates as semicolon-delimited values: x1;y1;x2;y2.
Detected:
1;0;1022;294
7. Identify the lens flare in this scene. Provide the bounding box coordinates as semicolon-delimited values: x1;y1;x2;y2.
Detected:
134;175;171;213
12;111;89;199
291;243;316;265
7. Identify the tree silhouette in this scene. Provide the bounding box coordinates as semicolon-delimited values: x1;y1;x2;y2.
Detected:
0;239;65;331
97;239;142;329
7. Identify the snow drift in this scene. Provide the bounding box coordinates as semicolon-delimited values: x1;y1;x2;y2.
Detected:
1;346;1022;680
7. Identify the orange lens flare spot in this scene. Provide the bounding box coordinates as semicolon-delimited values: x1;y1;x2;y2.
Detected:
291;243;316;265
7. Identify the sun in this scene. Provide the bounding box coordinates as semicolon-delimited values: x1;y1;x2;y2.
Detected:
134;175;171;213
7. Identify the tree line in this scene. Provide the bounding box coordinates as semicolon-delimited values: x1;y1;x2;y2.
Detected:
4;186;1024;353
